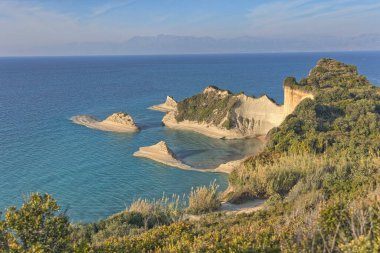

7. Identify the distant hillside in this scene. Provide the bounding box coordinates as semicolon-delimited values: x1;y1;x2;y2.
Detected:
28;34;380;56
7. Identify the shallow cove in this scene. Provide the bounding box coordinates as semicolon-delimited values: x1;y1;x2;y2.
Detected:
0;52;379;223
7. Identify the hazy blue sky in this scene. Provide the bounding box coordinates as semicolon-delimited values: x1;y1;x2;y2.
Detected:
1;0;380;56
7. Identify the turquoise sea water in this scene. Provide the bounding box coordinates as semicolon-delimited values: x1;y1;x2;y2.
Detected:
0;52;379;222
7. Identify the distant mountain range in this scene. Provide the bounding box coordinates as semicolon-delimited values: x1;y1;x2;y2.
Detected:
27;34;380;56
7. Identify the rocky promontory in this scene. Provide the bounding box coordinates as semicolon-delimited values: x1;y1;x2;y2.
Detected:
72;112;139;133
133;140;244;173
149;96;177;112
133;141;193;170
152;80;314;139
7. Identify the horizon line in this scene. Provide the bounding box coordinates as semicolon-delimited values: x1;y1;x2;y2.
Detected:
1;49;380;58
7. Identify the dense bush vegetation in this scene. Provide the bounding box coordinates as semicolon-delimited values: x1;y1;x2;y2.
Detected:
175;86;238;128
1;59;379;252
187;181;220;214
0;193;70;252
269;58;380;157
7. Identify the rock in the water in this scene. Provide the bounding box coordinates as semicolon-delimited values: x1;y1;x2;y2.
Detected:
103;112;139;129
72;112;139;133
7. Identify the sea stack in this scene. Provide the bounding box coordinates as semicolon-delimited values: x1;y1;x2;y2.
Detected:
72;112;139;133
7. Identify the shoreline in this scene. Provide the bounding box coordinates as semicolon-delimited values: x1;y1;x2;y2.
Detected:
184;199;266;221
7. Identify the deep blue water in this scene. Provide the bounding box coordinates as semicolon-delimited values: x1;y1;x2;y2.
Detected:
0;52;379;222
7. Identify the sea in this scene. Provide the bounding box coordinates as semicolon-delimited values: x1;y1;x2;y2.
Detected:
0;52;379;222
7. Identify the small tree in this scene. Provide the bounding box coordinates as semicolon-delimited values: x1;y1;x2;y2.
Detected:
0;193;70;252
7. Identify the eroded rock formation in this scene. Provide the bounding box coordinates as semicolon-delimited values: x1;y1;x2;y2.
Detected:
72;112;139;133
156;84;313;139
149;96;177;112
133;141;193;170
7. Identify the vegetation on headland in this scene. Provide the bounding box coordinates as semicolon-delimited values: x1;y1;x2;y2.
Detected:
175;86;238;129
1;59;379;252
0;183;221;252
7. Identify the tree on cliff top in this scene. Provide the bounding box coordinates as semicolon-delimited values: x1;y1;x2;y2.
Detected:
0;193;70;252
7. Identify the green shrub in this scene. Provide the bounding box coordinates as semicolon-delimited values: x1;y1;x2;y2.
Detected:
127;195;185;228
174;87;241;129
187;181;221;214
0;193;70;252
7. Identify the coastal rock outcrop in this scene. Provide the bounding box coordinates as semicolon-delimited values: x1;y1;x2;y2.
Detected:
283;85;314;115
156;80;314;139
133;140;241;173
72;112;139;133
133;141;193;170
149;96;178;112
161;86;285;139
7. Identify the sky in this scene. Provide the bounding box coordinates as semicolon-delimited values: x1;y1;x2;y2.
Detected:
1;0;380;56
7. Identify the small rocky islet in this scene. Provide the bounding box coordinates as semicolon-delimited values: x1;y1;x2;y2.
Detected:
72;112;139;133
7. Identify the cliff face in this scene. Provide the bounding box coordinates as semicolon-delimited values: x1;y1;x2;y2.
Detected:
283;86;314;115
230;94;284;136
159;84;315;139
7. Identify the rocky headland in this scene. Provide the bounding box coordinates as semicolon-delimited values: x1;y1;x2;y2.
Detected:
154;83;314;139
149;96;177;112
72;112;139;133
133;141;194;170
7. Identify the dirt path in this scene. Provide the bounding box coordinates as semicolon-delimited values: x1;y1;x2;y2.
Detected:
184;199;266;221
